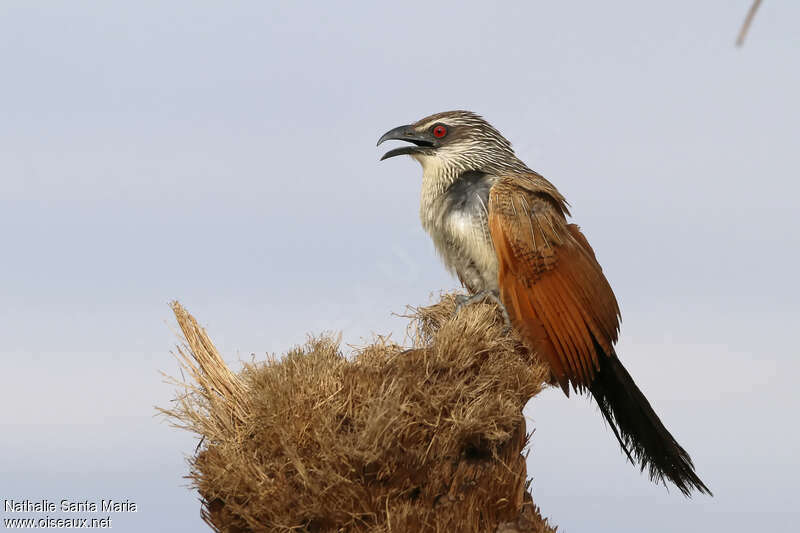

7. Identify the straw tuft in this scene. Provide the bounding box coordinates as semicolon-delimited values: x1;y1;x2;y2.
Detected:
160;294;557;532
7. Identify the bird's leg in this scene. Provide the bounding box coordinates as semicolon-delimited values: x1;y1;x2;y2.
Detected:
454;290;512;330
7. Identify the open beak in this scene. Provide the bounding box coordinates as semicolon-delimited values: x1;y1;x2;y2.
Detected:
377;125;435;161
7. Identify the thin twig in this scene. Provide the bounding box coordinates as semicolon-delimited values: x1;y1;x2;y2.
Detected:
736;0;763;47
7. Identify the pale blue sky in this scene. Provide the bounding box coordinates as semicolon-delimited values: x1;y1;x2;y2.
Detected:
1;2;798;531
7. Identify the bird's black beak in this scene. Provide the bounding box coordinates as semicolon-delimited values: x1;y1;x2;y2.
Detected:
377;125;435;161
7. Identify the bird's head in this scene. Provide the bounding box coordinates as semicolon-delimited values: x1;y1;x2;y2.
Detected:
377;110;522;175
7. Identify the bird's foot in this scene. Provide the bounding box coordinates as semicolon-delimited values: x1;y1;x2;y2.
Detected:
454;291;512;331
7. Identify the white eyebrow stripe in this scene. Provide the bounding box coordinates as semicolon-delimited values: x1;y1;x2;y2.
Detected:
418;118;443;130
421;117;471;130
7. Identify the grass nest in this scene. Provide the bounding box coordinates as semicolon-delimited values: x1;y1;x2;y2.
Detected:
160;294;557;532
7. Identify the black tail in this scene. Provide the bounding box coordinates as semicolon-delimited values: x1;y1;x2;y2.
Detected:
588;350;712;497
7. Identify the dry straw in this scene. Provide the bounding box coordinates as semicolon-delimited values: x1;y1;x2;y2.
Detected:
160;294;557;532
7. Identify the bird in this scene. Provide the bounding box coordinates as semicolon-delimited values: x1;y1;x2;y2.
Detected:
377;110;711;497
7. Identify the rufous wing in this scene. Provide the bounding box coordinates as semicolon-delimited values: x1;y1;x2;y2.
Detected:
488;175;620;393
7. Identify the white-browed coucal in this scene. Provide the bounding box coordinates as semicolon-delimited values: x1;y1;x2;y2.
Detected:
377;110;710;497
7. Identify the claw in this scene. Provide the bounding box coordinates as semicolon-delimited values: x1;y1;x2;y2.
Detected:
453;294;471;315
452;290;513;331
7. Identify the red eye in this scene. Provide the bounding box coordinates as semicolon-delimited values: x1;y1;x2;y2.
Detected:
433;125;447;138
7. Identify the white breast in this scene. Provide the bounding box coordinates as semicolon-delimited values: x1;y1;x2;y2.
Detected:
418;169;499;292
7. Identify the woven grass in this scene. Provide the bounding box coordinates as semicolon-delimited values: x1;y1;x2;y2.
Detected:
160;294;557;532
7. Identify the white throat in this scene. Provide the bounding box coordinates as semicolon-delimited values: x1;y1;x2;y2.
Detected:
412;153;461;224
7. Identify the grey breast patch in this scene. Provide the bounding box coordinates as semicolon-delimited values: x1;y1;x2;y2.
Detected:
437;170;493;242
430;170;498;292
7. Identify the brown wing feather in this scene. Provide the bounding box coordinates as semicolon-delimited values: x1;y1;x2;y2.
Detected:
488;175;620;393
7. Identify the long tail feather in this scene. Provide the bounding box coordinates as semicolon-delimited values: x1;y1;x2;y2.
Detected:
589;349;712;497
